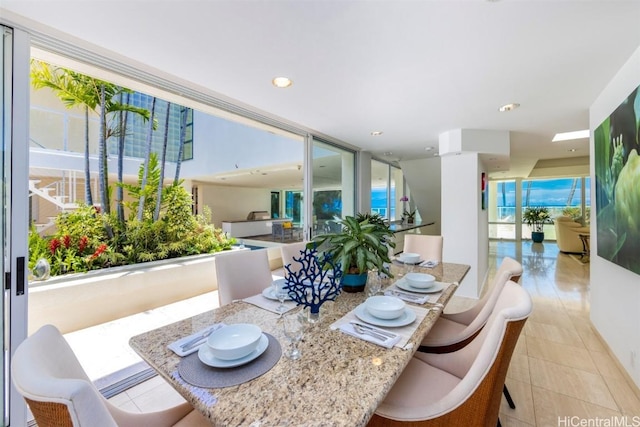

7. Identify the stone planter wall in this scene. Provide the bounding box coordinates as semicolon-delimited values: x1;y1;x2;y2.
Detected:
28;246;284;335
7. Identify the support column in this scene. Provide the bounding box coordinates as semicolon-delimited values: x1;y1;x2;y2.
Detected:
439;129;509;298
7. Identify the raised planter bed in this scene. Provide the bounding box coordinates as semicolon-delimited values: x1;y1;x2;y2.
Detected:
28;246;284;335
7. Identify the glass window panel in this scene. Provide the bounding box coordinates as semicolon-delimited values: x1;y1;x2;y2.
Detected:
390;166;403;221
371;159;389;218
312;140;355;235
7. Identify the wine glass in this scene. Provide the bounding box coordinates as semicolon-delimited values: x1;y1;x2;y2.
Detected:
273;279;288;315
283;313;304;360
367;271;382;296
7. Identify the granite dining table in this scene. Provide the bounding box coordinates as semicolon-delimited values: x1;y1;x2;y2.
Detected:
129;261;470;427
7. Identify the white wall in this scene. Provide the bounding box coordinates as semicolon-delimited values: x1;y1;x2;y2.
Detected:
399;157;442;235
199;183;272;228
590;44;640;388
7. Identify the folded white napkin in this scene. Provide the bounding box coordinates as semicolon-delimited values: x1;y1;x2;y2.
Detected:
420;259;439;268
330;305;430;350
168;323;226;357
338;323;401;349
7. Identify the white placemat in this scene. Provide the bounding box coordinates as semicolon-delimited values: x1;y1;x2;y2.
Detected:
242;293;298;314
330;305;430;350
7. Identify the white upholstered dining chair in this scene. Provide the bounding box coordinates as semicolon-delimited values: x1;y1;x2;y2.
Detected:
280;241;308;278
417;256;523;411
368;280;532;427
12;324;210;427
419;257;523;352
402;235;443;263
215;248;273;306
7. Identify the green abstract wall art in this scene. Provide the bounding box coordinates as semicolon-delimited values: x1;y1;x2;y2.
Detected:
594;85;640;275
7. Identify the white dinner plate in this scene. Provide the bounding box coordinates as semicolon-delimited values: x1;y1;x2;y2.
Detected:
396;279;445;294
198;333;269;368
354;303;417;327
262;286;293;301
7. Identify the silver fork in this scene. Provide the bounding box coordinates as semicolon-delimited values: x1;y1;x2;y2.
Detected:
180;327;215;351
352;323;388;341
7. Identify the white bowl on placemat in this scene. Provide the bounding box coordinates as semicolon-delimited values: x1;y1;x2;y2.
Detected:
405;272;436;289
207;324;262;360
399;252;420;264
365;295;406;320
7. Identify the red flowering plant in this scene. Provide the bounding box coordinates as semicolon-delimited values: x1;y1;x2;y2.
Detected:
29;205;114;276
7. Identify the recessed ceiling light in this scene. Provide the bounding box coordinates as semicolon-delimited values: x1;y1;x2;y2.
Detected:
552;129;589;142
383;151;393;156
498;103;520;112
425;147;434;151
371;131;383;136
568;148;577;152
272;77;293;88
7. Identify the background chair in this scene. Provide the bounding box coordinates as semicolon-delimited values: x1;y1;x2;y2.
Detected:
12;324;209;427
555;216;590;253
280;241;308;278
215;249;273;306
272;222;293;241
403;235;443;262
368;281;532;427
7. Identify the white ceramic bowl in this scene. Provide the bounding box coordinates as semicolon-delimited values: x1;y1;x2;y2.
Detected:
405;272;436;289
206;324;263;360
365;295;406;320
399;252;420;264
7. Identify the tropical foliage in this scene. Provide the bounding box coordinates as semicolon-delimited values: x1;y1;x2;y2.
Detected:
28;156;235;277
523;206;553;233
311;215;395;278
28;61;217;279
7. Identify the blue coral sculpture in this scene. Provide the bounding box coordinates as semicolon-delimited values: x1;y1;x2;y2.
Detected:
284;247;343;315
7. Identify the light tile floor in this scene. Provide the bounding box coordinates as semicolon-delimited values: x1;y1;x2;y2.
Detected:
74;241;640;425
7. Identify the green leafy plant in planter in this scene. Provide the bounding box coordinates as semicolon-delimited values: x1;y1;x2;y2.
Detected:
523;206;553;243
402;209;417;224
311;214;396;292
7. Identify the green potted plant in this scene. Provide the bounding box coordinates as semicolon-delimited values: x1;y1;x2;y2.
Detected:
311;214;396;292
523;206;553;243
402;209;417;224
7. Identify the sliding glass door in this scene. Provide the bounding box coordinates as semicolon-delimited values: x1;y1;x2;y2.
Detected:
0;25;9;426
2;24;30;427
311;139;355;236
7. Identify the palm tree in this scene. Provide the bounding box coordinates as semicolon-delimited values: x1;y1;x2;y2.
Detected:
31;60;152;213
174;106;188;184
137;97;157;221
31;60;97;205
116;93;130;223
154;101;171;221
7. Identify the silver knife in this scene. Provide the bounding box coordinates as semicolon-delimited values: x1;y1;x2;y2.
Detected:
389;290;424;301
351;322;397;339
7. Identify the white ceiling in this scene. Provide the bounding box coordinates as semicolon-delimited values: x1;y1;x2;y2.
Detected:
3;0;640;180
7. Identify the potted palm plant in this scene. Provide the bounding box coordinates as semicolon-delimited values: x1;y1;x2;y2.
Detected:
523;206;553;243
311;213;395;292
